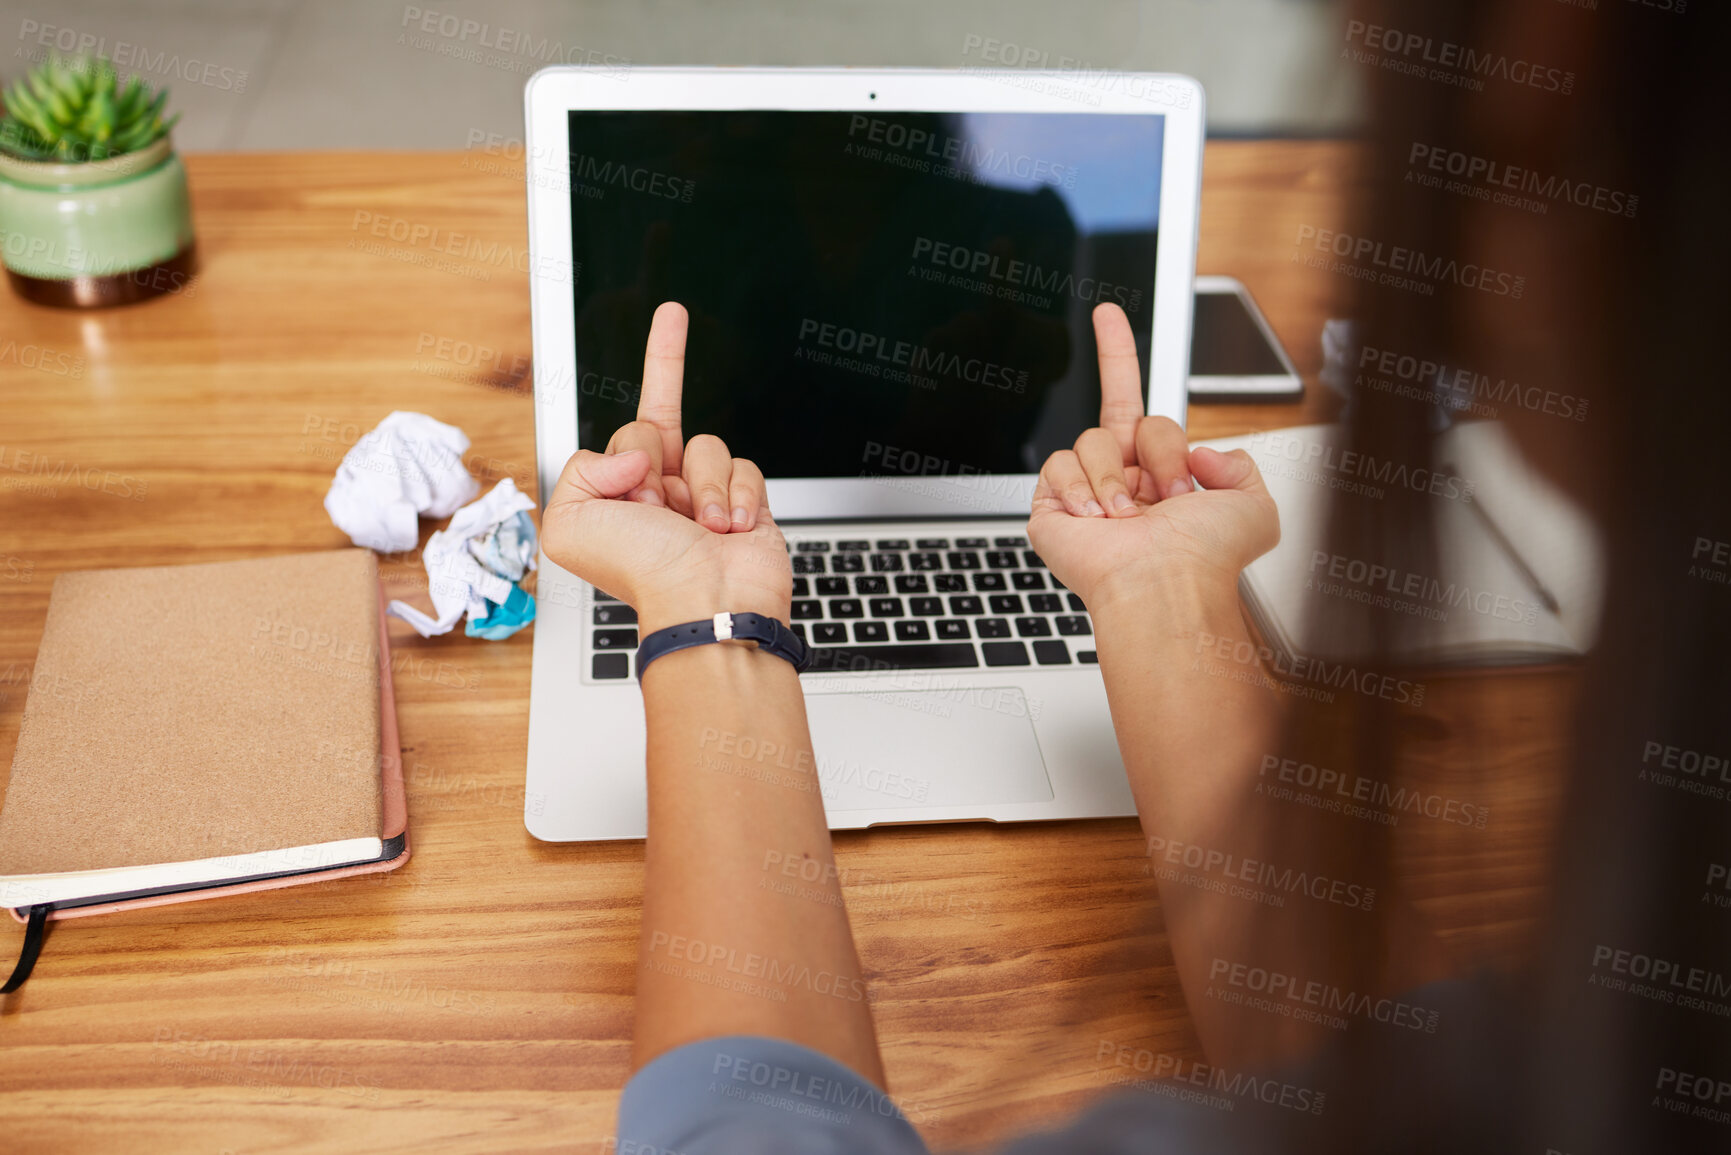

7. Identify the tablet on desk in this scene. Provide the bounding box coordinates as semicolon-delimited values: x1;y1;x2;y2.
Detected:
1187;275;1302;401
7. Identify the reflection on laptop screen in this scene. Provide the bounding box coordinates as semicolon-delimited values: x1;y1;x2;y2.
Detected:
567;110;1165;479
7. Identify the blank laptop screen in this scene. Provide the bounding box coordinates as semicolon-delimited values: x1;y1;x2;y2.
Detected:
566;110;1165;479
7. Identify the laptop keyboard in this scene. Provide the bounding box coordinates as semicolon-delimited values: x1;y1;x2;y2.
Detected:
584;531;1098;680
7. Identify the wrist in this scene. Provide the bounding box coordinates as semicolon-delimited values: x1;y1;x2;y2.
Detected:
1086;559;1242;629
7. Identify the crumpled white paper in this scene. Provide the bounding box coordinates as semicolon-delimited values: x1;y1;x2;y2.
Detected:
324;411;480;553
387;477;539;638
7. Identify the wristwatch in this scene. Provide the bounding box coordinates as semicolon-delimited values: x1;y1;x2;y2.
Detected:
634;611;813;679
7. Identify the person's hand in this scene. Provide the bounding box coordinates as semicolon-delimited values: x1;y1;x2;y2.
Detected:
540;301;791;635
1028;303;1279;613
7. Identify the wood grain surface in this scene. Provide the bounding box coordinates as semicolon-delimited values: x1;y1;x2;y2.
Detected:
0;145;1572;1153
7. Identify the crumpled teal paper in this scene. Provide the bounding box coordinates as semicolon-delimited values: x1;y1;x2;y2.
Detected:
466;581;537;640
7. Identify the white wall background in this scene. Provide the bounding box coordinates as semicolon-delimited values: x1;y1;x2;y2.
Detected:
0;0;1362;150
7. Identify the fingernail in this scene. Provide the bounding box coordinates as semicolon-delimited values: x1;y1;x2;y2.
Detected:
731;506;750;528
1111;493;1135;514
1165;476;1192;498
1082;499;1104;517
702;503;726;526
636;488;663;507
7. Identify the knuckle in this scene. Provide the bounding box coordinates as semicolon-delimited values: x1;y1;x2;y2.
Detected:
687;432;727;456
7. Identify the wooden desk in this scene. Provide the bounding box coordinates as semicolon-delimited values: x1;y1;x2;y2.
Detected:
0;145;1571;1152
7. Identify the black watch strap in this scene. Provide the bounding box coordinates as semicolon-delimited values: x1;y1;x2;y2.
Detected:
635;611;812;679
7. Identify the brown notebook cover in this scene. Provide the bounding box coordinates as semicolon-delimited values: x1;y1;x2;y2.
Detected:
0;549;408;922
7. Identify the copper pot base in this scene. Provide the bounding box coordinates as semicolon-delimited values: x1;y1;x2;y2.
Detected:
6;244;199;308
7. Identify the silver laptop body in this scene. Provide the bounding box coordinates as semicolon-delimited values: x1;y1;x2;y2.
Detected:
521;68;1205;839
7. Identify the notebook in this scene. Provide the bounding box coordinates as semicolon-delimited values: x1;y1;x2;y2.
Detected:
0;550;408;927
1199;420;1605;667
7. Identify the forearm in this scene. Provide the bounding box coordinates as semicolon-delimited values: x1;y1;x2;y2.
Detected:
1091;574;1416;1068
632;639;885;1085
1091;573;1281;858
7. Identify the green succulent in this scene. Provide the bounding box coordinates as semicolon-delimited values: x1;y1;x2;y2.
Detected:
0;53;179;163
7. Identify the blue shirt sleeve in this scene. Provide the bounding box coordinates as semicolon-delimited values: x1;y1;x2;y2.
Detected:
617;1035;933;1155
616;980;1498;1154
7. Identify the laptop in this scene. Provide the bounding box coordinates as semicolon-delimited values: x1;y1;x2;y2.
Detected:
521;67;1206;840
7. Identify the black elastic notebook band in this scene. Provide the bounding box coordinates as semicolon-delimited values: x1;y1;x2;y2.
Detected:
0;835;407;994
2;904;51;993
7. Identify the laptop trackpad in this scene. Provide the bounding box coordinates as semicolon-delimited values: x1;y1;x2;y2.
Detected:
806;687;1054;812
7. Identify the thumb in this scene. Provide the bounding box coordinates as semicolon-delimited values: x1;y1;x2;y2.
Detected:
1188;446;1271;500
550;448;654;505
1188;445;1280;563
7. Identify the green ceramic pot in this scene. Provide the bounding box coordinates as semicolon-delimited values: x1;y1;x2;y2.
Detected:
0;134;197;307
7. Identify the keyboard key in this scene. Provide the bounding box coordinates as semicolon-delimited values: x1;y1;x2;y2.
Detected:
1014;616;1052;637
854;575;889;595
593;589;621;601
895;574;929;594
806;643;980;672
593;628;638;649
985;550;1019;569
795;540;830;552
792;599;823;620
592;653;630;679
946;551;981;570
1022;550;1046;569
793;554;826;574
935;618;971;640
1067;593;1087;612
814;623;848;644
792;623;807;641
915;537;951;549
1056;615;1093;636
829;598;864;619
909;551;942;571
1012;571;1045;591
792;577;810;598
869;552;904;572
934;574;967;592
982;641;1030;666
868;597;904;617
994;535;1029;548
1033;640;1071;666
853;620;889;643
1028;593;1063;614
874;539;909;550
972;571;1007;591
837;540;870;551
594;604;638;625
1078;650;1099;664
956;537;989;548
988;594;1024;615
977;617;1011;638
948;595;984;616
909;597;944;616
1049;576;1068;591
832;552;864;573
817;576;849;596
895;619;931;642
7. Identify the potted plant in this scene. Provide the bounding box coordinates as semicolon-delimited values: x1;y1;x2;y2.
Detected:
0;53;195;307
